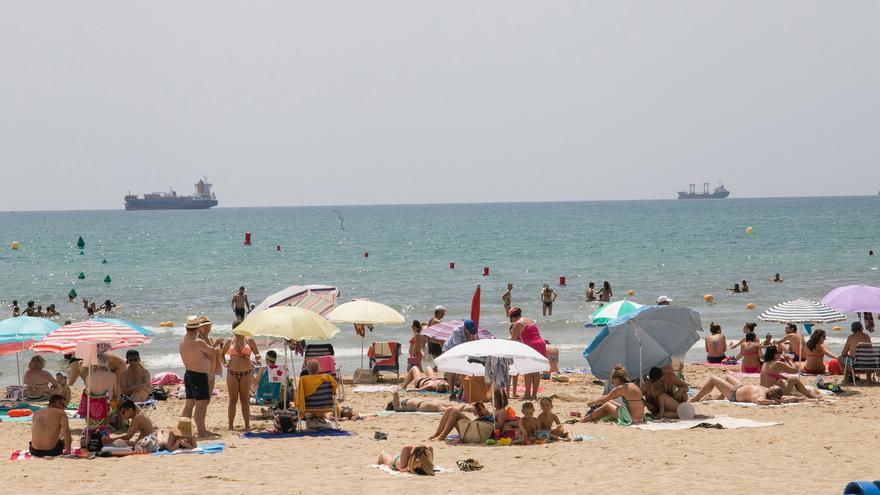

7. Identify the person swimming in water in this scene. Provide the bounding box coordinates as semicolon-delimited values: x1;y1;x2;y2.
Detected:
771;273;783;283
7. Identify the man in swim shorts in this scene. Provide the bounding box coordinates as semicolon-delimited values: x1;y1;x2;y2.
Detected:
231;286;250;323
180;315;223;437
29;395;71;457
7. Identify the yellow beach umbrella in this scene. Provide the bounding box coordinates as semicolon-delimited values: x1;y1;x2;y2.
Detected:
327;300;405;325
235;306;340;341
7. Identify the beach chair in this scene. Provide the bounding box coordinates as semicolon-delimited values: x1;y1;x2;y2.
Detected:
256;364;290;407
294;374;339;430
368;341;401;382
849;343;880;384
134;398;158;416
844;481;880;494
301;343;344;402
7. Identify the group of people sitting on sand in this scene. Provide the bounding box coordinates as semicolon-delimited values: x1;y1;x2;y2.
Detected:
706;321;873;379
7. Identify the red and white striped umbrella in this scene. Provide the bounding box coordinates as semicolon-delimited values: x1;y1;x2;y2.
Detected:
30;320;151;354
421;319;495;342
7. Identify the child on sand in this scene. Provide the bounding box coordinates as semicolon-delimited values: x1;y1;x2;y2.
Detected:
514;402;538;445
537;397;572;441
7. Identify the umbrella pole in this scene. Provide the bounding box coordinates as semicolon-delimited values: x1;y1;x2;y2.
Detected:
15;351;21;394
360;335;365;369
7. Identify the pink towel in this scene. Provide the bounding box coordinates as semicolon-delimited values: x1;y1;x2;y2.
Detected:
150;372;183;386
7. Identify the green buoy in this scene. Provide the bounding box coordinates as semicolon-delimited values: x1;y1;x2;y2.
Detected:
76;236;85;249
101;259;108;264
79;250;84;255
77;272;85;280
104;275;111;283
68;289;77;299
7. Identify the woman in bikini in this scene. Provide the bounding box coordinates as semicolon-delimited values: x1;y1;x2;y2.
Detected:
735;332;762;373
386;390;474;413
802;329;837;375
581;365;645;425
222;326;261;431
400;366;449;393
704;322;728;363
23;356;65;401
429;401;494;441
407;320;426;371
598;281;613;302
760;347;818;398
377;445;435;475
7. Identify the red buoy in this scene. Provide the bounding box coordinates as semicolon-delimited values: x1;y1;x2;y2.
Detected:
482;266;490;276
449;261;455;269
276;245;281;251
244;232;252;246
364;252;369;258
559;276;567;286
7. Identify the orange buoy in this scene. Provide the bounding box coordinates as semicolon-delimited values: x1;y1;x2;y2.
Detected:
244;232;252;246
482;266;490;276
559;276;566;286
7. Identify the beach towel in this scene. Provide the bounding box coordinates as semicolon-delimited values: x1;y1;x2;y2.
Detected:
242;430;352;439
152;442;225;456
632;415;779;431
9;449;83;460
704;400;804;408
558;368;591;374
376;410;443;417
368;464;449;477
485;356;513;389
150;372;183;386
353;384;397;393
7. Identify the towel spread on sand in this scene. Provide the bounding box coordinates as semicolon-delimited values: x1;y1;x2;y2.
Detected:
704;400;804;408
368;464;449;477
353;385;398;393
632;415;779;431
242;430;352;439
152;442;225;456
376;410;443;417
9;449;84;461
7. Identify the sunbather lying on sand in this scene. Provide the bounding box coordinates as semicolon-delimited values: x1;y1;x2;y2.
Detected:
377;445;435;475
387;390;474;413
690;375;810;405
400;367;449;393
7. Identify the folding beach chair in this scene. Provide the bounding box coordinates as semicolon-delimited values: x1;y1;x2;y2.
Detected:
844;480;880;494
256;364;290;407
849;343;880;384
368;341;401;382
134;398;158;416
301;343;344;402
294;374;339;430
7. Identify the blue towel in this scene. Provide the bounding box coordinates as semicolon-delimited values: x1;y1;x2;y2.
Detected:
152;442;225;456
242;430;352;439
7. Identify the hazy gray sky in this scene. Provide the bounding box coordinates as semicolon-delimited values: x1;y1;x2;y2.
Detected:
1;2;878;210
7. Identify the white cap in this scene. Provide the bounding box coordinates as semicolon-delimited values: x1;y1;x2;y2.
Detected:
656;296;673;304
434;305;447;311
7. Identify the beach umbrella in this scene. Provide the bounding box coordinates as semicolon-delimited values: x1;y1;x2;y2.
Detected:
327;299;405;368
583;306;702;382
251;284;338;316
588;299;645;326
435;339;550;376
30;320;151;354
758;299;846;324
0;317;60;392
820;285;880;314
422;320;495;342
92;318;154;336
470;285;481;329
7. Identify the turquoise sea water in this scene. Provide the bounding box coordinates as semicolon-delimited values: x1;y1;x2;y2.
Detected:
1;197;878;384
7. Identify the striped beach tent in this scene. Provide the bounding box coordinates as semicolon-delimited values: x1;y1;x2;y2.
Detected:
30;319;151;354
758;299;846;324
251;284;338;317
421;320;495;342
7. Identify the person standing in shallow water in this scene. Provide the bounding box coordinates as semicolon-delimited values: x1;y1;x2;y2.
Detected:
540;283;557;316
231;287;250;323
502;283;513;314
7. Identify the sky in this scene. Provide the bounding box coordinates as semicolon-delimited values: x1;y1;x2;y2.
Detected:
0;1;878;210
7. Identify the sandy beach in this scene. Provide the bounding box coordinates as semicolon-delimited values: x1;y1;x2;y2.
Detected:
1;364;876;495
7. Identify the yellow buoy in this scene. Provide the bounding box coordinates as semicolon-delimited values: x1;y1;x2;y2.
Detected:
159;321;174;328
746;303;755;310
627;289;635;296
703;294;714;303
832;325;842;332
746;226;753;234
10;241;19;250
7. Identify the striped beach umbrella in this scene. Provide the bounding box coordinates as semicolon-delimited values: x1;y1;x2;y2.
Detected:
588;300;646;326
251;285;338;316
758;299;846;324
30;319;151;354
422;320;495;342
0;316;60;390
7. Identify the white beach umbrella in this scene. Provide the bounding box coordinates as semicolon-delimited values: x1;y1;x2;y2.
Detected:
758;299;846;324
327;299;405;368
434;339;550;376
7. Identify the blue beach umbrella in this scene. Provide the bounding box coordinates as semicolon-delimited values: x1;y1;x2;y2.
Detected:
0;316;60;392
93;318;154;336
583;306;702;382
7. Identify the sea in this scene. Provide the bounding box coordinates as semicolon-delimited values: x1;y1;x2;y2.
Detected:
1;197;878;385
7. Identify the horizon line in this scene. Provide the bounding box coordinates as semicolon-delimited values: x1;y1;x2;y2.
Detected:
1;193;877;214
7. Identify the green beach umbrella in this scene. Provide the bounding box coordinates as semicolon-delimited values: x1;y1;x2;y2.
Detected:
588;300;646;326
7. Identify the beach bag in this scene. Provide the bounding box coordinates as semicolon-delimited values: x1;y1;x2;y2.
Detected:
274;410;298;433
81;427;106;452
353;368;377;384
457;419;494;444
149;386;168;401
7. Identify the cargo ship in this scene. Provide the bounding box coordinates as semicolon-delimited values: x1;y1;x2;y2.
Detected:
677;182;730;199
124;177;218;210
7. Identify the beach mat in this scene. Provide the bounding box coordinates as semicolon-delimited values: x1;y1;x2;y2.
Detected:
242;430;352;439
152;442;224;456
632;415;778;431
368;464;450;477
10;449;83;461
353;385;398;393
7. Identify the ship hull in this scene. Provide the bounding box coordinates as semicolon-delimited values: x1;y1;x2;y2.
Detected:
677;191;730;199
124;199;218;210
